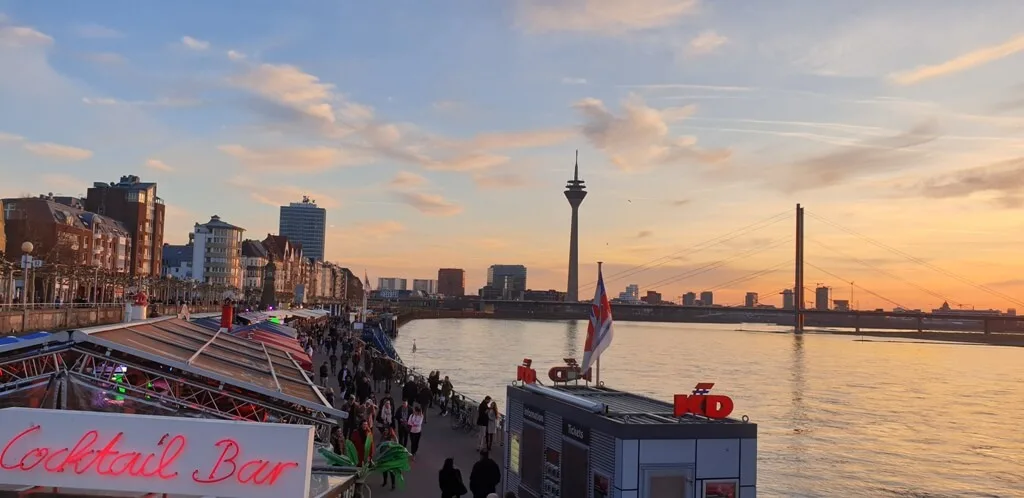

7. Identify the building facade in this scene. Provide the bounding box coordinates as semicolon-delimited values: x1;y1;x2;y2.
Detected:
618;284;640;303
412;279;437;295
815;286;830;311
191;215;244;289
700;291;714;306
261;234;304;303
84;175;165;277
437;268;465;297
377;277;408;291
0;199;6;260
241;240;268;302
781;289;795;310
279;197;326;262
682;291;696;306
161;243;193;280
487;264;527;298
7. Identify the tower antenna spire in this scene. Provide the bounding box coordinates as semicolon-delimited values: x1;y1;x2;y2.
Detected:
574;149;579;181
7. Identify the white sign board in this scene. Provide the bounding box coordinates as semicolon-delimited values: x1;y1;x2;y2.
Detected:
0;408;314;498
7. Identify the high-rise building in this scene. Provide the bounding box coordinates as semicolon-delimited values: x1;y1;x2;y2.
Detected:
815;286;831;311
781;289;795;310
682;292;697;306
700;291;714;306
279;196;326;261
618;284;640;303
377;277;408;291
487;264;527;297
191;215;244;289
413;279;438;295
563;151;587;302
162;243;193;280
643;290;662;304
85;175;165;277
437;268;465;297
744;292;759;308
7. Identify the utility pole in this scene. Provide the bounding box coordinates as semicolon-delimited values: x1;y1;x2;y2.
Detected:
794;204;805;334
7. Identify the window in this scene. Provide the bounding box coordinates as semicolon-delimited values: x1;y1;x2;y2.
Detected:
640;464;694;498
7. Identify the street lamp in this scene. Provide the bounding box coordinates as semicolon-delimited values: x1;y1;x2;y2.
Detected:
20;241;33;309
93;247;102;305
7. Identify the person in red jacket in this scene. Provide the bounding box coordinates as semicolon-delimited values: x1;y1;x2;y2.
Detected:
352;420;375;466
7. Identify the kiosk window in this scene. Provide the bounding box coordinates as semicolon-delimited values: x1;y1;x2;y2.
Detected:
561;441;589;498
521;425;543;493
641;465;694;498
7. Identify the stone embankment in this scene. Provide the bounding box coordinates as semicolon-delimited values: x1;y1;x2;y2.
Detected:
1;304;221;335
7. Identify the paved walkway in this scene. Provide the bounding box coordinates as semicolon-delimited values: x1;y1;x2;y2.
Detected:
312;344;505;497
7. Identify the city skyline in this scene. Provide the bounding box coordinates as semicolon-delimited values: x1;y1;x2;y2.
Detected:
2;3;1024;309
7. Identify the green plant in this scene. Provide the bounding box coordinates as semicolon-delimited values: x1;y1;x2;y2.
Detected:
319;439;411;489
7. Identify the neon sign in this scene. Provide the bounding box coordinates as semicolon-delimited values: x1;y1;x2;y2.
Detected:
673;383;735;420
0;408;313;498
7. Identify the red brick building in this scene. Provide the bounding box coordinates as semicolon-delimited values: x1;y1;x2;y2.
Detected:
85;175;165;277
437;268;466;297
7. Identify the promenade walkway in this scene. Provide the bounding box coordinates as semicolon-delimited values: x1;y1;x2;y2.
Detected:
311;345;504;497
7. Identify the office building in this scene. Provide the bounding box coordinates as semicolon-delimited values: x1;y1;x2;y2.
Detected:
781;289;795;310
700;291;714;306
618;284;640;303
815;286;831;311
412;279;438;295
279;196;326;261
0;200;5;258
377;277;408;291
437;268;466;297
682;292;697;306
833;299;850;312
563;152;587;302
191;215;244;289
642;290;662;304
745;292;759;308
85;175;165;277
487;264;527;299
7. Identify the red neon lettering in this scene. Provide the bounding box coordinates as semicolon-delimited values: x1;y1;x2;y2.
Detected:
191;438;299;486
0;426;296;487
0;426;183;480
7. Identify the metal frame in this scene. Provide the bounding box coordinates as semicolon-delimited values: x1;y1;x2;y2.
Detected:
262;342;283;393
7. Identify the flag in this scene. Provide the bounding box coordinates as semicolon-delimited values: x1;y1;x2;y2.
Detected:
363;271;372;292
581;264;614;376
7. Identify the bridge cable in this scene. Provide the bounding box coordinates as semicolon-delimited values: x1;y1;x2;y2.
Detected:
706;261;790;293
579;210;791;291
805;238;963;307
806;211;1024;308
744;287;794;307
641;237;794;290
804;260;906;309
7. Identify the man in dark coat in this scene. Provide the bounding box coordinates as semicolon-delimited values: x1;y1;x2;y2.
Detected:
469;450;501;498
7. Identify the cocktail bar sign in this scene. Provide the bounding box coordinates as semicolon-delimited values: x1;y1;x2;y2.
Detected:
0;408;314;498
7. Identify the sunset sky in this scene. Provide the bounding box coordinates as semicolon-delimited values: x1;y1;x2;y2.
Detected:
2;1;1023;311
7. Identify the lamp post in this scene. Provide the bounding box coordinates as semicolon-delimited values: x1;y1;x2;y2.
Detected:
93;247;102;306
20;241;34;309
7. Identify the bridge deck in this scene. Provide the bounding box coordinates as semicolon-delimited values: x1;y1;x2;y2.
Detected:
312;346;504;497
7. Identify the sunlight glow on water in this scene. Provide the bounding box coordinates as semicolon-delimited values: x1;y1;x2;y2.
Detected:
394;319;1024;498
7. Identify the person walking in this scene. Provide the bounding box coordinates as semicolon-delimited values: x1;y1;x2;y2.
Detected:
438;457;468;498
469;450;501;498
440;376;453;415
485;401;498;452
394;400;411;448
380;429;398;491
329;351;338;375
408;405;425;459
378;399;394;439
476;396;491;450
319;362;329;388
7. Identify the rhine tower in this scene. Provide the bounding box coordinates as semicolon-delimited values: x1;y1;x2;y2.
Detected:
564;150;587;302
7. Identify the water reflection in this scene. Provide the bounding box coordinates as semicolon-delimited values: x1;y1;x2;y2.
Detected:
788;334;808;462
564;320;579;358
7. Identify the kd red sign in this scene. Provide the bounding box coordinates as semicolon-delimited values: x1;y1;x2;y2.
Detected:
516;364;537;384
673;383;734;420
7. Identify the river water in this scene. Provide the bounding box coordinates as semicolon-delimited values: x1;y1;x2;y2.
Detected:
392;318;1024;498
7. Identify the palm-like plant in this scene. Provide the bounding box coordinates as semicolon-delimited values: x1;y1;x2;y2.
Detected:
318;437;412;489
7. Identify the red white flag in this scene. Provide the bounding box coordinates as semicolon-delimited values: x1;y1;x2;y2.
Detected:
581;264;614;376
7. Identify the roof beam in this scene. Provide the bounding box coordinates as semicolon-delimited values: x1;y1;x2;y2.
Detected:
262;342;283;393
286;351;332;408
186;328;222;365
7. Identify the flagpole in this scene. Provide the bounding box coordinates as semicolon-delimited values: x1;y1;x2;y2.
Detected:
596;261;603;386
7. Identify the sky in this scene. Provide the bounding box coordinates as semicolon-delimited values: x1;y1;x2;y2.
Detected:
1;0;1024;311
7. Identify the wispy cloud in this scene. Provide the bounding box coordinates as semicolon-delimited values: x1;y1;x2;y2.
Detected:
0;24;53;47
432;100;463;112
574;95;729;171
389;171;427;188
81;96;200;107
23;142;93;160
395;191;462;216
687;30;727;56
80;52;126;64
218;144;371;172
890;34;1024;85
637;230;654;238
472;172;534;189
181;35;209;51
146;159;174;172
916;157;1024;207
775;119;941;192
229;176;341;209
561;77;588;85
622;83;754;92
73;23;122;39
227;50;246;61
0;132;93;160
351;220;406;238
517;0;700;34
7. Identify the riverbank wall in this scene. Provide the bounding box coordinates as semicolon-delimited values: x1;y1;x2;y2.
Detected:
1;304;222;335
396;310;1024;347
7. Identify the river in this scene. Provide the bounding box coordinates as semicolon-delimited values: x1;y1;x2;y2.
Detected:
391;318;1024;498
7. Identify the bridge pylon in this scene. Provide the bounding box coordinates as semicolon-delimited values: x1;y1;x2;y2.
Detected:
795;203;805;334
